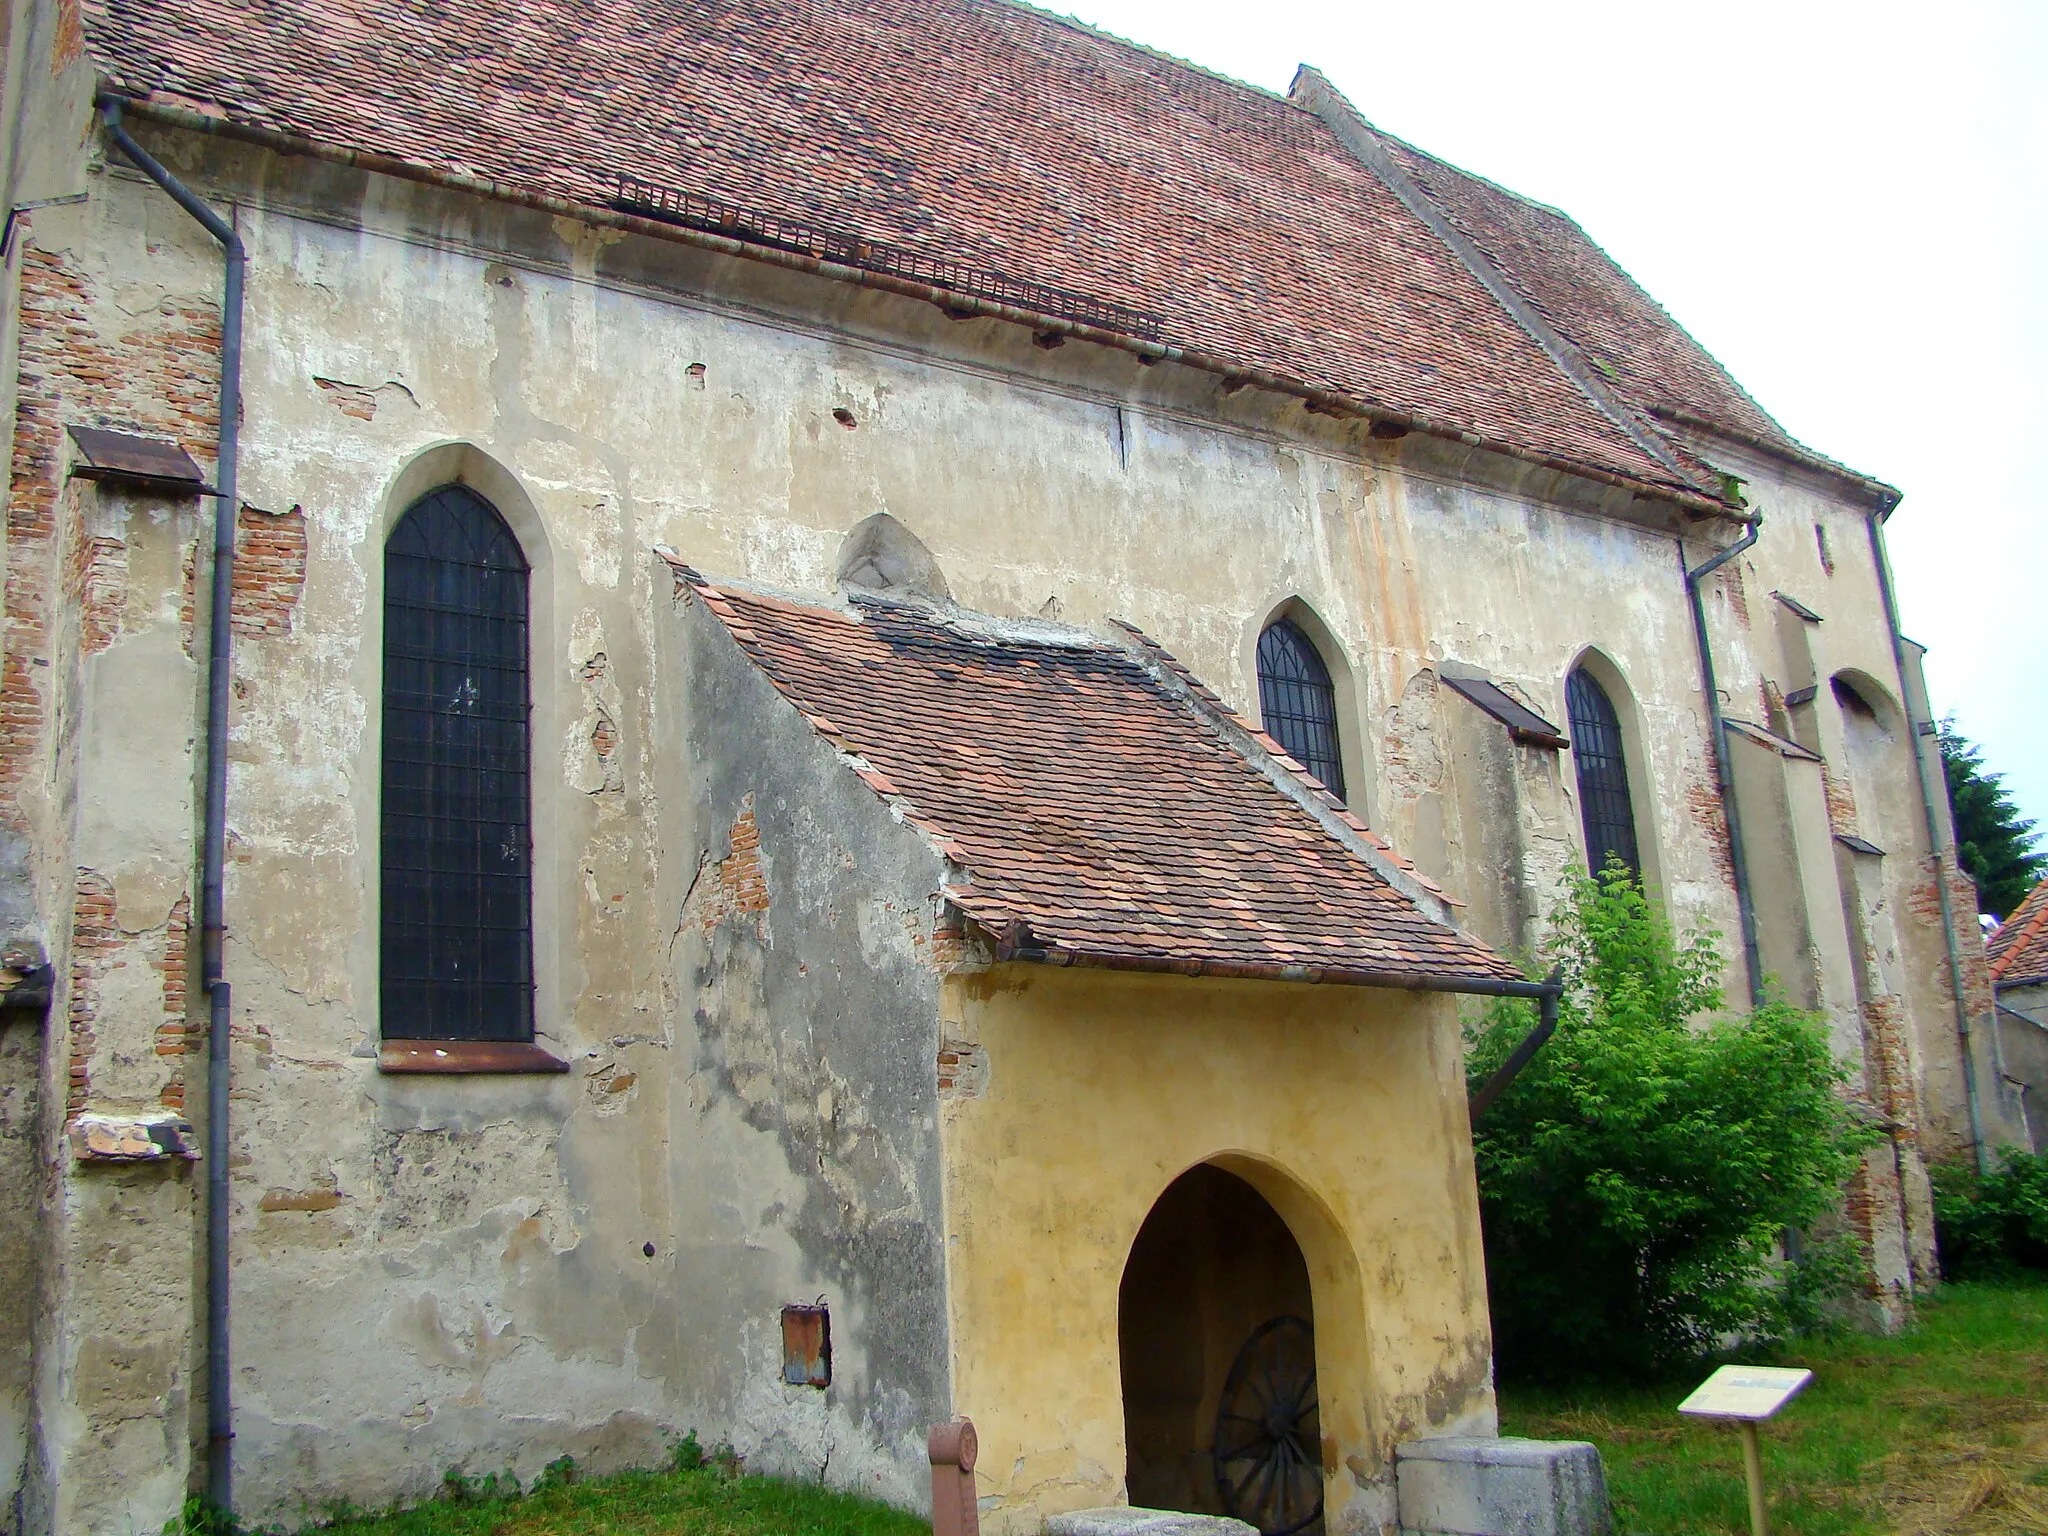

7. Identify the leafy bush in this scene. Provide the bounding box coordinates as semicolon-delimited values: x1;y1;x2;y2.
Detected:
1467;865;1876;1379
1931;1149;2048;1277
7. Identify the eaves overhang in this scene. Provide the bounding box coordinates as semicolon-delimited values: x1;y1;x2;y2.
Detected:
97;90;1748;525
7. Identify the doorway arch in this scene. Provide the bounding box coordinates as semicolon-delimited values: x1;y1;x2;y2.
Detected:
1119;1163;1324;1536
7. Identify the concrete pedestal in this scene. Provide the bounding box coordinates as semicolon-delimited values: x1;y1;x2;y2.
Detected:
1045;1508;1258;1536
1395;1437;1610;1536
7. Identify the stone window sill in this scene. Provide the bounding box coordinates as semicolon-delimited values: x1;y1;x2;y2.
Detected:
378;1039;569;1075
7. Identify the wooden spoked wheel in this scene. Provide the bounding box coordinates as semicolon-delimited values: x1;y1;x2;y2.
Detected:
1212;1315;1323;1536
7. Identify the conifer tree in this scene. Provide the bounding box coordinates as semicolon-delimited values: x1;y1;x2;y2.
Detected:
1939;719;2046;920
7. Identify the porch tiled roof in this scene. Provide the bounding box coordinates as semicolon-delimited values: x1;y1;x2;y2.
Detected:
1990;879;2048;987
87;0;1766;505
682;570;1519;984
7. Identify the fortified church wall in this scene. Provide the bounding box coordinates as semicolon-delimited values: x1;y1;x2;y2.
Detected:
0;104;2006;1534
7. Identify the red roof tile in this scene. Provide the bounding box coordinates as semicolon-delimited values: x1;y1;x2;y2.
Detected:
683;570;1519;984
1989;878;2048;987
1383;138;1896;500
86;0;1742;503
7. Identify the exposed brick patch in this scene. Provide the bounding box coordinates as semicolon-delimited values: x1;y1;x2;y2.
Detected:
936;1039;988;1099
1719;563;1750;629
69;533;127;655
1907;857;2000;1021
313;376;380;421
679;804;771;938
717;809;769;917
1685;764;1733;883
1842;1160;1881;1289
184;504;310;646
65;869;120;1119
1760;679;1788;736
152;895;192;1111
578;652;624;795
1841;1151;1907;1304
6;236;220;826
1859;994;1919;1141
1823;772;1860;838
52;0;84;71
231;505;307;637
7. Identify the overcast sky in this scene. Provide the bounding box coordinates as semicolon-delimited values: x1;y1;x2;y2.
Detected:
1056;0;2048;841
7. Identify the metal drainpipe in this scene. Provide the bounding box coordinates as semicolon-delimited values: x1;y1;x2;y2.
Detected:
1682;519;1765;1008
1863;510;1990;1174
1465;974;1565;1121
98;97;243;1512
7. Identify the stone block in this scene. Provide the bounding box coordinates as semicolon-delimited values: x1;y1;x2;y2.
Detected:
1044;1508;1257;1536
1395;1437;1610;1536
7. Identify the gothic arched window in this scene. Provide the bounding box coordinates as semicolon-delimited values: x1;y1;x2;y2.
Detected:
381;485;534;1041
1257;617;1345;799
1566;665;1640;882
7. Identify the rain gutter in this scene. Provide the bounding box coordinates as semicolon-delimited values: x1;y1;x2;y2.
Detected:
97;94;242;1514
100;93;1744;523
1682;518;1765;1007
984;924;1562;1119
1863;501;1990;1173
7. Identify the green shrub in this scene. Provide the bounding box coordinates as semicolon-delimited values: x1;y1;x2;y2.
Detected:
1931;1148;2048;1277
1467;865;1876;1379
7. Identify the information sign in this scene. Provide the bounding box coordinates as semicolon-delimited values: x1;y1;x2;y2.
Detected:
1677;1365;1813;1422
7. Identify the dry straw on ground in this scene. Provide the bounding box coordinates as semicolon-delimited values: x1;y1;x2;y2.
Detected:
1871;1391;2048;1536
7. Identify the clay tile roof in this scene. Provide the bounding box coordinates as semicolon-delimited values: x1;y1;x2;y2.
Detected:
1989;878;2048;988
687;575;1519;985
87;0;1753;504
1382;138;1898;501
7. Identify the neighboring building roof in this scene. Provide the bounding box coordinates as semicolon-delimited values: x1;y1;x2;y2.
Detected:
1990;879;2048;988
679;569;1520;985
81;0;1875;509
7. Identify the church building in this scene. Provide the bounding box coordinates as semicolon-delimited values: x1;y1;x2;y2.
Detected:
0;1;2021;1532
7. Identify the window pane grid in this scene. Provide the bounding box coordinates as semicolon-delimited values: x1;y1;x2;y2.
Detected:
381;486;535;1043
1566;668;1641;881
1256;618;1345;800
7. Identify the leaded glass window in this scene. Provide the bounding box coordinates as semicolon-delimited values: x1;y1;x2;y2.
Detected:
1566;666;1640;881
1257;617;1345;799
381;486;534;1041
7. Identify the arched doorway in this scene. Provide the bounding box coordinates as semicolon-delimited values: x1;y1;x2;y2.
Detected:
1119;1164;1323;1536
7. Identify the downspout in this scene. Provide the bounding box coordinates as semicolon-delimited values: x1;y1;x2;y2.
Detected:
97;98;243;1512
1682;519;1765;1007
1864;509;1990;1173
1465;974;1565;1121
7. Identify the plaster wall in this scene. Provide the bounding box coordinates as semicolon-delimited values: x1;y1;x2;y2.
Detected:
0;115;1977;1527
0;1014;41;1534
937;967;1490;1536
1996;986;2048;1152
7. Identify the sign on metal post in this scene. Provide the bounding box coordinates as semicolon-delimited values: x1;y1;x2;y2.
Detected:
1677;1366;1813;1536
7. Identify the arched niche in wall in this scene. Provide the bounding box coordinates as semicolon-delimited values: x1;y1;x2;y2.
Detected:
1118;1149;1374;1536
367;441;563;1050
1561;647;1665;900
1830;668;1903;845
835;511;951;602
1242;596;1375;825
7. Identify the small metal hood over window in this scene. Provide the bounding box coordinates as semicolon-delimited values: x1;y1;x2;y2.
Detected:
65;425;211;494
1441;671;1568;749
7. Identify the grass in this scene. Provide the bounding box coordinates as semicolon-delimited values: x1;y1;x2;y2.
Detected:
1497;1277;2048;1535
295;1457;932;1536
238;1282;2046;1536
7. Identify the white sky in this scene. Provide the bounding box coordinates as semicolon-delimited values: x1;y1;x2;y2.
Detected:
1054;0;2048;837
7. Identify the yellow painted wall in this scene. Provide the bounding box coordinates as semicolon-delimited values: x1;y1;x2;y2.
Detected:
938;965;1498;1536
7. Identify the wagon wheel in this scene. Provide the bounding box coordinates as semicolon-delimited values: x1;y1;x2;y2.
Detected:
1212;1315;1323;1536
